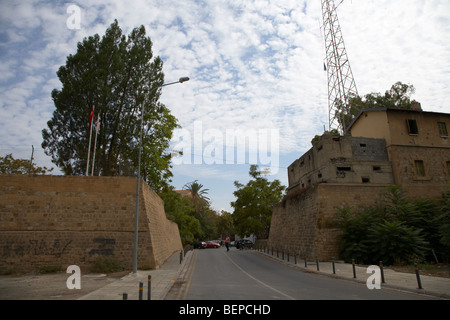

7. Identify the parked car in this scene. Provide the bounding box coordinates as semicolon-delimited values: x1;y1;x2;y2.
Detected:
236;239;254;249
205;241;220;248
193;241;206;249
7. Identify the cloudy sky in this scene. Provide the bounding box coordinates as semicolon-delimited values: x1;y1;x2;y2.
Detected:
1;0;449;212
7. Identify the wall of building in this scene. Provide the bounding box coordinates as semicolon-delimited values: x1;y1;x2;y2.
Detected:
288;135;393;191
268;183;388;260
0;175;182;273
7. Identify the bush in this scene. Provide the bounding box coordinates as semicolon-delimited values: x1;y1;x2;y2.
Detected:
368;220;428;265
334;186;449;265
90;256;124;273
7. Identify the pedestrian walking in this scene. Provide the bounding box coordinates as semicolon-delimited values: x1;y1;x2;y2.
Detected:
225;236;230;252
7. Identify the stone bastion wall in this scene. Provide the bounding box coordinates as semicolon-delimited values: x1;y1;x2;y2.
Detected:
0;175;182;273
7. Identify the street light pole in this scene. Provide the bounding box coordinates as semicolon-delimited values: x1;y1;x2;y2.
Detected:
133;77;189;273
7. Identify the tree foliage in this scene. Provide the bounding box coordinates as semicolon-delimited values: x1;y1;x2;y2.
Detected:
334;186;450;265
42;20;178;191
0;153;53;175
231;165;285;239
337;81;416;132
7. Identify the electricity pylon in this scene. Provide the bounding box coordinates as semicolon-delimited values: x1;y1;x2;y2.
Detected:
321;0;358;134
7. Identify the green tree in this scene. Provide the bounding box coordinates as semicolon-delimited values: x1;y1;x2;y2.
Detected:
159;188;201;244
0;153;53;175
42;20;178;191
217;210;235;240
183;180;210;212
337;81;416;131
231;165;285;239
333;186;450;265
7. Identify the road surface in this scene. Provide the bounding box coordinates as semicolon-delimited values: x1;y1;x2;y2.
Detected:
167;247;436;300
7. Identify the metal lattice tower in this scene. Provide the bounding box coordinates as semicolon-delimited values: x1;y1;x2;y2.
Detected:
321;0;358;134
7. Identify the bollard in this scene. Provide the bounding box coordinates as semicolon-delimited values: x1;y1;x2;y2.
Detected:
352;259;357;278
316;258;320;271
147;275;152;300
414;264;423;289
123;292;128;300
304;256;307;268
139;281;143;300
379;261;385;284
294;254;297;265
287;252;290;262
180;250;183;264
332;258;336;274
282;250;284;260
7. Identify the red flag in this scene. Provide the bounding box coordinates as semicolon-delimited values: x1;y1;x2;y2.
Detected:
89;106;94;125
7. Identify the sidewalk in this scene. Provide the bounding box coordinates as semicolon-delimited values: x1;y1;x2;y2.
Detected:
255;250;450;299
78;249;193;300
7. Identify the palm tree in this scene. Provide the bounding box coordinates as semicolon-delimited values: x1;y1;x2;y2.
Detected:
183;180;210;212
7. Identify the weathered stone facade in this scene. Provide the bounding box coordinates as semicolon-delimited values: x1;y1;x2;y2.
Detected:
0;175;182;273
268;108;450;260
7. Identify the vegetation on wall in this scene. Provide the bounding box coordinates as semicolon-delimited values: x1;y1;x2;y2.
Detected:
333;185;450;265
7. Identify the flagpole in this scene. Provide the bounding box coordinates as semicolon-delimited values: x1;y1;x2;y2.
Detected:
91;114;100;176
86;106;94;176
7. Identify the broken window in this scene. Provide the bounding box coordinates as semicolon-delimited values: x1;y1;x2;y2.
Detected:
438;122;448;137
414;160;426;177
407;119;419;135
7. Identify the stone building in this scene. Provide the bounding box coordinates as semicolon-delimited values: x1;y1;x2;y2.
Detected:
268;107;450;260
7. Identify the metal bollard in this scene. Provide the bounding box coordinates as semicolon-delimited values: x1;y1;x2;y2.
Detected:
415;264;423;289
304;256;307;268
148;275;152;300
379;261;385;283
316;258;320;271
139;281;143;300
352;259;357;278
123;292;128;300
180;250;183;264
294;254;297;265
332;258;336;274
287;252;290;262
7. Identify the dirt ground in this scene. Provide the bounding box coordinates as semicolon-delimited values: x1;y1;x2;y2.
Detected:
0;270;130;300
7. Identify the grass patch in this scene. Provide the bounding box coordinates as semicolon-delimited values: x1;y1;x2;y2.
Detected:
39;265;62;274
90;256;124;273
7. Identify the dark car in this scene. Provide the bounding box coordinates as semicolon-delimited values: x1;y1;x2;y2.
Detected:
235;239;254;249
192;241;206;249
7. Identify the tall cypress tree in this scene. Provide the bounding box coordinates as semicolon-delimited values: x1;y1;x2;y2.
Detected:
42;20;178;191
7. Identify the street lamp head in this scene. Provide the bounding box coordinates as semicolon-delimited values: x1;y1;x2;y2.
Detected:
179;77;190;83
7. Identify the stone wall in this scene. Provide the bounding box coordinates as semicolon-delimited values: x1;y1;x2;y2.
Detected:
268;183;387;260
0;175;182;273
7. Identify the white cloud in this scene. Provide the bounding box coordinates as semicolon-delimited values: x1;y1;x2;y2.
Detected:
1;0;449;210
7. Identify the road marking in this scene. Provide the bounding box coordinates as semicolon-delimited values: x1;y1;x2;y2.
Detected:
222;252;296;300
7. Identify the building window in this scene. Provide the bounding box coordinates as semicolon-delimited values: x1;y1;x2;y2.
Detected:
407;119;419;135
414;160;426;177
438;122;448;137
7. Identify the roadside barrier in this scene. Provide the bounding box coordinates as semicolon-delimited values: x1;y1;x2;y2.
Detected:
254;243;427;291
122;274;152;300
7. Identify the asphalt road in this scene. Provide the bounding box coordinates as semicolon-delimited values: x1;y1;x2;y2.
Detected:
167;247;436;300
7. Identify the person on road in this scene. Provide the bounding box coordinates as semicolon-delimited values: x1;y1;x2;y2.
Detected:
225;236;230;252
